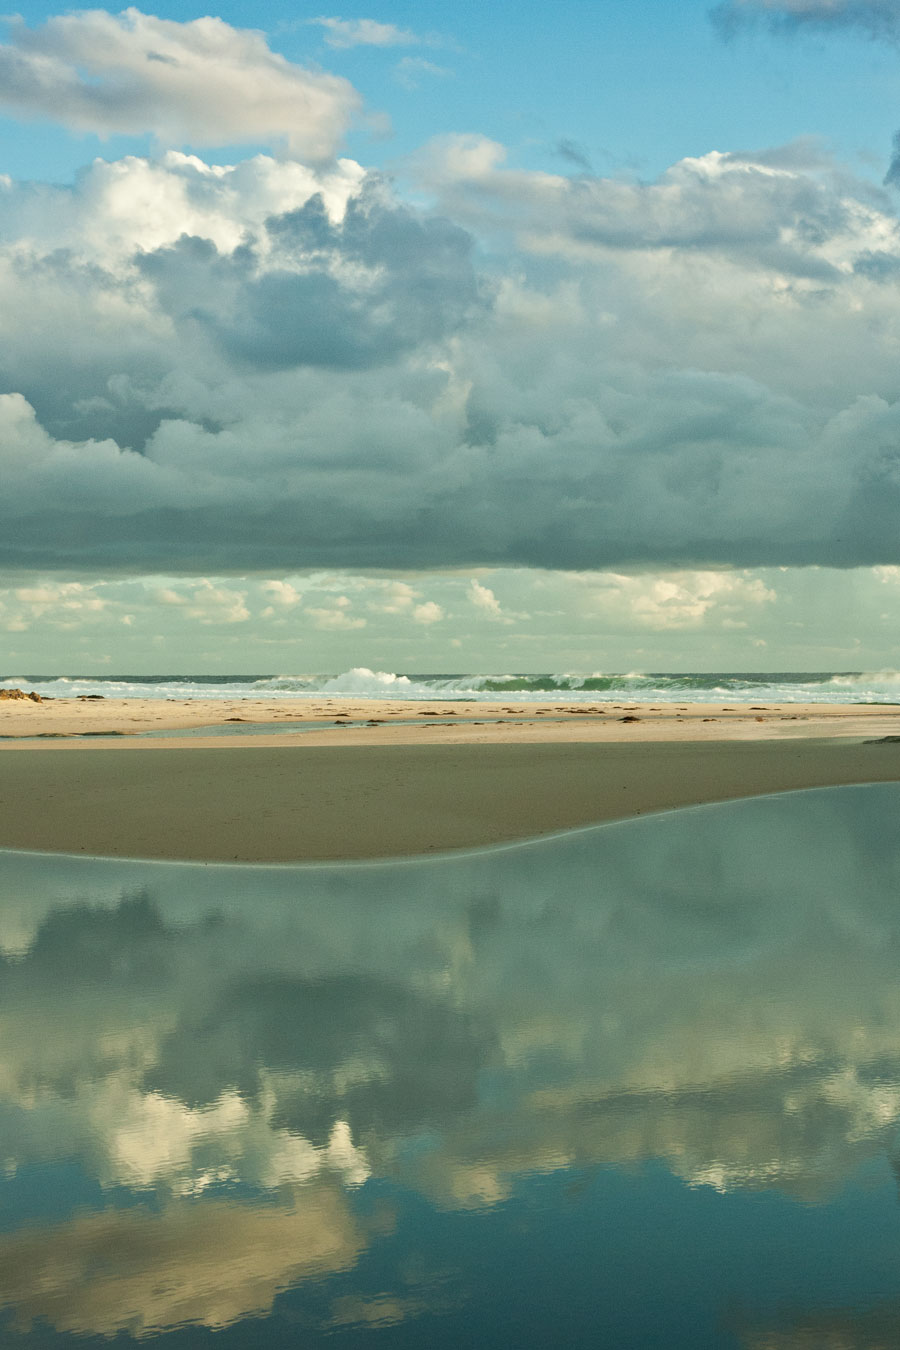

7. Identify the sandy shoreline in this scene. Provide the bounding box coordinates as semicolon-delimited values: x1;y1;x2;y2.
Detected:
2;695;900;744
1;697;899;861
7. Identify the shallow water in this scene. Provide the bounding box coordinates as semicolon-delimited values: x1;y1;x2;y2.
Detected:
1;785;899;1347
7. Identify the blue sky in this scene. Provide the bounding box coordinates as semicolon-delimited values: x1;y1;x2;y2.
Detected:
3;0;900;670
4;0;899;184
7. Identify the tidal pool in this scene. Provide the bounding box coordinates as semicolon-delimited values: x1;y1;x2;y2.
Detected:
1;784;899;1348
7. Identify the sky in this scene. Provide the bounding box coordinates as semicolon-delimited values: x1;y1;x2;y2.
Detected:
3;0;900;671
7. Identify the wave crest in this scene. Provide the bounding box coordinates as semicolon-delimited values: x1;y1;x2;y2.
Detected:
3;669;896;704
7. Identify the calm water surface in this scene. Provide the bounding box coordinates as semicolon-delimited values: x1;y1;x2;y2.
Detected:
1;785;899;1347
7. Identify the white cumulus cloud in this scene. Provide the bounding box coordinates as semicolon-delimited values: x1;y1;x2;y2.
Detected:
305;597;367;630
413;601;444;624
570;571;777;632
468;579;502;618
186;582;250;624
0;9;360;159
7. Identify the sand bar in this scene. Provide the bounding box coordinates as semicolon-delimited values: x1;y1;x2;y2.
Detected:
1;695;899;860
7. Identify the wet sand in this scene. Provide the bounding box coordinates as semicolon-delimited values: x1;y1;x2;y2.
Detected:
1;711;899;860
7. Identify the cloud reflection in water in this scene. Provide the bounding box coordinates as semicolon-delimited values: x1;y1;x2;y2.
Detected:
0;784;899;1342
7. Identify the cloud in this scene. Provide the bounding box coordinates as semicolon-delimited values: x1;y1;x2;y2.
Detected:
711;5;900;188
261;579;302;607
185;581;249;624
711;0;900;42
14;581;106;616
305;597;367;629
394;57;452;90
155;586;186;605
468;579;502;618
412;600;443;624
422;133;891;277
883;128;900;186
13;564;892;666
5;580;109;631
554;138;593;174
135;181;480;373
2;141;900;573
0;8;360;158
569;570;776;631
311;16;427;49
0;1190;365;1337
366;580;418;614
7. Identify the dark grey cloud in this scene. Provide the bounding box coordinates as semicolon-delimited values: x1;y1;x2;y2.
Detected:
564;174;845;278
711;0;900;42
138;187;480;373
884;127;900;185
2;372;899;573
554;139;594;174
0;248;178;449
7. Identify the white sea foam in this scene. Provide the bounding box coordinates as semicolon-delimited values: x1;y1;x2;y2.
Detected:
319;668;417;694
3;669;900;703
826;671;900;690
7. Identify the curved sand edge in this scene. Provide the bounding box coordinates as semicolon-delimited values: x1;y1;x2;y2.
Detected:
1;739;899;863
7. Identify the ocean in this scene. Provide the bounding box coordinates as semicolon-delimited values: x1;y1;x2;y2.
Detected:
2;668;900;703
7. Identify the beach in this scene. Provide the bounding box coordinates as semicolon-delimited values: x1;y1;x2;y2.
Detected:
1;696;899;861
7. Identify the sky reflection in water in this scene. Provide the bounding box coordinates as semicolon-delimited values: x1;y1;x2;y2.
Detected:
1;785;900;1347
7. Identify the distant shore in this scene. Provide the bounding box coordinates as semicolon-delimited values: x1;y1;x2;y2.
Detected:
1;697;899;862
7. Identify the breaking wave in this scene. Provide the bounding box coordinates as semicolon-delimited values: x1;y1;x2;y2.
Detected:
3;668;900;704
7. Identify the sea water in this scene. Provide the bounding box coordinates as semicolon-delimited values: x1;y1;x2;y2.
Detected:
3;668;900;703
0;785;899;1346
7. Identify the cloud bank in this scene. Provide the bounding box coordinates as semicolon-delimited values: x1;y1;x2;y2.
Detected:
1;11;900;574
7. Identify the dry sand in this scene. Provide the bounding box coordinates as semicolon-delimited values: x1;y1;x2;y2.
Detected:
2;694;900;743
1;696;899;861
